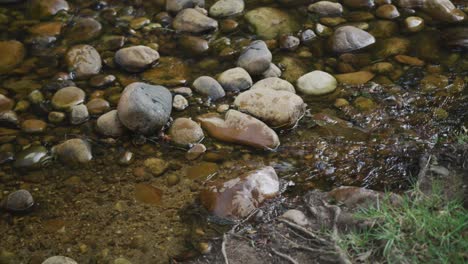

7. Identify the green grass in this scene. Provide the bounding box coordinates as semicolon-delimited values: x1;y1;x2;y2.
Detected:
337;186;468;264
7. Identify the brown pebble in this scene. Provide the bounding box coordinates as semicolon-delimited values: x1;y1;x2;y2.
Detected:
21;119;47;133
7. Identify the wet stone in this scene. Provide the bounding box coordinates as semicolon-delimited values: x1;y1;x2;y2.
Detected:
217;67;252;92
244;7;300;39
168;117;204;146
65;17;102;44
96;110;125;137
14;145;49;169
135;183;162;205
197;110;280;150
21;119;47;133
52;138;92;165
172;8;218;33
186;143;206;160
262;63;282;78
89;74;116;88
51;86;85;111
343;0;375;8
308;1;343;16
70;104;89;125
0;40;25;74
234;87;306;128
0;94;14;112
166;0;205;13
335;71;375;85
173;94;189;111
209;0;244;18
117;82;172;135
331;26;376;53
29;0;70;19
86;98;110;115
48;111;66;123
395;55;425;66
1;189;34;212
404;16;424;32
186;162;218;179
29;21;63;36
115;46;160;73
251;77;295;93
179;35;209;55
143;158;169;176
297;71;337;95
142;57;189;87
376;4;400;19
279;35;300;51
200;166;279;218
192;76;225;100
65;45;102;79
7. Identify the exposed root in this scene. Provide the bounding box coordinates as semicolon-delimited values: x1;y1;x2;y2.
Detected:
221;233;229;264
270;248;299;264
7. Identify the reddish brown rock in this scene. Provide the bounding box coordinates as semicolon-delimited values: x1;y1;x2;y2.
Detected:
197;110;280;150
200;166;280;218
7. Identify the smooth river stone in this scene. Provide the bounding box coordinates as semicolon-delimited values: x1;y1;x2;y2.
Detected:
172;8;218;33
29;0;70;19
51;86;85;111
331;26;376;53
117;82;172;135
197;110;280;150
234;88;306;128
52;138;92;165
251;77;295;93
237;40;272;75
96;110;125;137
0;40;25;74
13;146;49;169
65;45;102;79
244;7;300;39
297;71;337;95
115;46;160;73
168;117;204;145
41;256;77;264
209;0;244;17
135;184;162;205
200;166;280;218
142;57;189;87
335;71;375;85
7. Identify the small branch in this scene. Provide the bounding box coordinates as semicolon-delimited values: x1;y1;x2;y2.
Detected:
222;233;229;264
271;248;299;264
279;219;331;245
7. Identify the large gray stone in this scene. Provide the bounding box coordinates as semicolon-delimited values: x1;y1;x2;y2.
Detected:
234;87;306;128
218;67;252;92
65;45;102;79
117;82;172;135
237;40;272;75
192;76;225;100
166;0;204;13
115;46;159;73
172;8;218;33
209;0;244;18
331;26;375;53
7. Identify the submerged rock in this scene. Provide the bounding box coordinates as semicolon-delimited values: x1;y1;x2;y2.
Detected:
166;0;204;13
192;76;226;100
169;118;204;145
29;0;69;19
0;40;25;74
308;1;343;16
297;71;337;95
97;110;125;137
65;45;102;79
172;8;218;33
14;146;50;169
51;86;85;111
234;88;306;128
237;40;272;75
52;138;92;165
335;71;375;85
1;190;34;212
251;77;295;93
117;82;172;135
422;0;466;22
244;7;300;39
200;166;280;218
209;0;244;18
197;110;280;150
41;256;77;264
217;67;252;92
331;26;376;53
115;46;160;73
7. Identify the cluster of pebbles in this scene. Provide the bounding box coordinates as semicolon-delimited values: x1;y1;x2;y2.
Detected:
0;0;466;262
